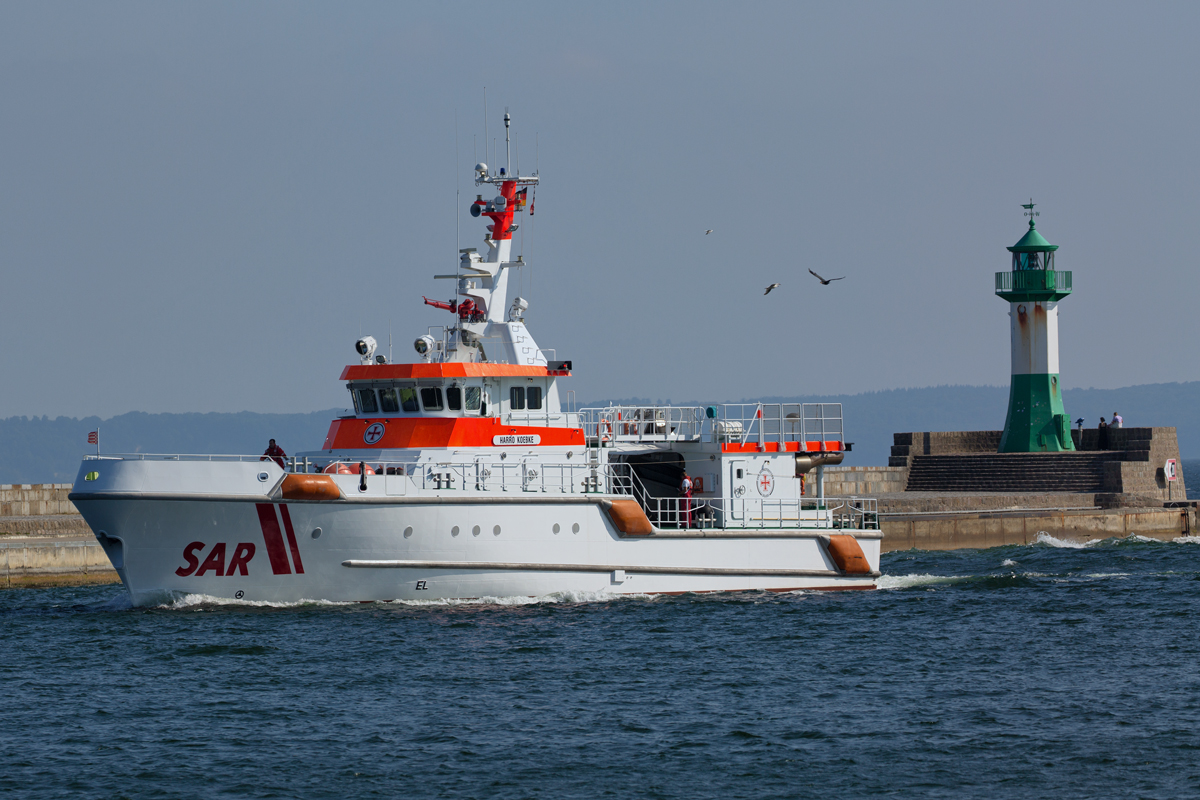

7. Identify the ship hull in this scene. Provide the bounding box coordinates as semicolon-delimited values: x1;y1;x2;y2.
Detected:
71;496;879;605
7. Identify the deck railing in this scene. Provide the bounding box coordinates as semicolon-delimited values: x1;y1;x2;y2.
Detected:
578;403;843;448
81;453;876;530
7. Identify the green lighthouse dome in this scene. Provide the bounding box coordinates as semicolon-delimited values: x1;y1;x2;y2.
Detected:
1007;219;1059;254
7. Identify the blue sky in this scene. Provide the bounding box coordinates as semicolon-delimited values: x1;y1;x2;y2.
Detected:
2;2;1198;417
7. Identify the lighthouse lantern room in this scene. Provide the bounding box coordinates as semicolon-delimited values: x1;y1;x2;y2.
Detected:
996;202;1075;453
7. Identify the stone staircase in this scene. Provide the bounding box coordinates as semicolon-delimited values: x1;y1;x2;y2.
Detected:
904;452;1123;493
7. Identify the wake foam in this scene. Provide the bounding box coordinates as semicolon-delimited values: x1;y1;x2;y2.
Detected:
157;593;355;610
156;589;656;610
1033;531;1101;549
389;589;656;607
876;573;965;590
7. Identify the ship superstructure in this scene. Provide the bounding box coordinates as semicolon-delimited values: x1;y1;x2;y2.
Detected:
70;113;880;605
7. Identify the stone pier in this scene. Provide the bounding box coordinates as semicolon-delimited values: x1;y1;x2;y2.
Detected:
0;484;116;588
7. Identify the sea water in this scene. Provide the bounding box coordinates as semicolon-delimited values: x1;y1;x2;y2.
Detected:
5;535;1200;799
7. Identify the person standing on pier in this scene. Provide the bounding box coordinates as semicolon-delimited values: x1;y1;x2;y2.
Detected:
1112;412;1123;428
1098;418;1109;450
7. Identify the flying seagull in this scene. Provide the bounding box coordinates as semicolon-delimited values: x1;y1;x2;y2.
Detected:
764;283;781;295
808;269;845;285
705;229;714;235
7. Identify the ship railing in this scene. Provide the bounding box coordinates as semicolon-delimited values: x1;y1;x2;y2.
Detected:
419;326;548;366
717;403;843;448
302;459;649;496
83;453;306;463
505;411;581;428
578;406;708;443
78;454;877;529
642;496;879;531
578;403;843;448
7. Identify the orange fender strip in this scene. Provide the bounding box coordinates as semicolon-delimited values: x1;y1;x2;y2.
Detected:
280;474;343;502
819;534;871;574
604;499;654;536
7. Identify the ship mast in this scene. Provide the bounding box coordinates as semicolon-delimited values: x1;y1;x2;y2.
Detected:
422;111;541;365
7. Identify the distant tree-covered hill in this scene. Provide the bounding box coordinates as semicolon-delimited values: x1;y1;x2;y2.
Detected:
0;410;341;484
2;381;1196;483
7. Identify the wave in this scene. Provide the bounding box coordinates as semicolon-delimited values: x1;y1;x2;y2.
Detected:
89;592;134;612
1033;531;1102;549
155;588;656;611
1034;531;1176;549
877;573;966;590
157;593;357;610
387;589;657;607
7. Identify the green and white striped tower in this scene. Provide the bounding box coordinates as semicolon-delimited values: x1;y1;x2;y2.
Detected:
996;202;1074;453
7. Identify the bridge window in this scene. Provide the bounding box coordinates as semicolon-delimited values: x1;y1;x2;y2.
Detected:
421;387;444;411
400;387;420;413
357;388;379;414
447;387;462;411
527;386;543;410
465;386;481;411
510;386;525;410
379;388;400;413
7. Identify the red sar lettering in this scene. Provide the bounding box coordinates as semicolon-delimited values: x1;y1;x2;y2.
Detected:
175;542;257;577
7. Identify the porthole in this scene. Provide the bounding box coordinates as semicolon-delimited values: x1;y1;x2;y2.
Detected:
257;472;269;481
403;526;414;538
311;527;322;539
553;523;561;534
493;525;502;536
472;525;481;537
84;471;99;482
572;523;580;534
451;526;460;537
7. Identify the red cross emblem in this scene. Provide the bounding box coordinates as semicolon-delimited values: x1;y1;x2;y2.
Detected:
756;467;775;497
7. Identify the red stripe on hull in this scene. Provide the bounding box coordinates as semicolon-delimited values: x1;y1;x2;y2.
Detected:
278;505;305;574
255;503;292;575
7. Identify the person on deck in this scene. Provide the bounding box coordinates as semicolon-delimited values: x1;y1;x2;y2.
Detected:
680;472;693;529
262;439;287;469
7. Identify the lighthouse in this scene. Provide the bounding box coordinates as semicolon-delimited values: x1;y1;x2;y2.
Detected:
996;202;1074;453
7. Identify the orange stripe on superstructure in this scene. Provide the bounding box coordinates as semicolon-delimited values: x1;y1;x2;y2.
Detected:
324;417;586;450
719;441;842;453
339;363;571;380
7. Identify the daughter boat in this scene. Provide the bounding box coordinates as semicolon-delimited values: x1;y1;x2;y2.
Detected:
70;118;881;605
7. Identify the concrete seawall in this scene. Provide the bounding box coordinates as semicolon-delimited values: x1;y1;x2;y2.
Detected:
0;483;117;587
0;534;118;588
880;505;1196;552
0;482;1195;589
1;484;79;517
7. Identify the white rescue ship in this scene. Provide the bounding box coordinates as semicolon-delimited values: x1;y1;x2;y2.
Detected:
71;116;881;605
